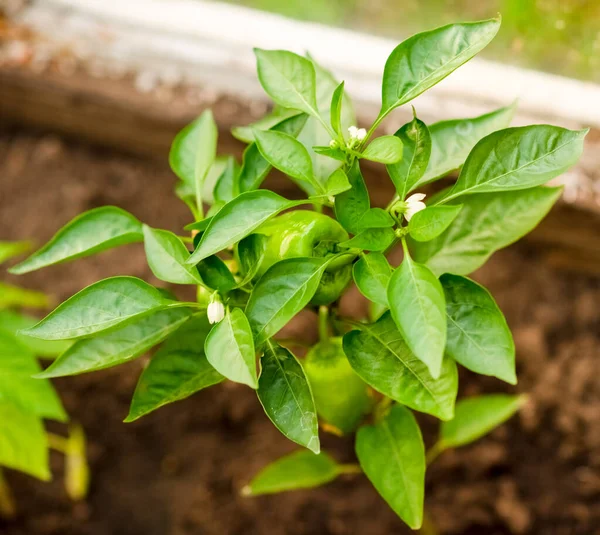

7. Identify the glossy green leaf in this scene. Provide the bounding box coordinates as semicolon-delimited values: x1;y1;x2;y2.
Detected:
410;187;562;276
408;205;463;242
236;234;268;286
343;312;457;420
232;108;303;143
312;145;347;162
445;125;587;200
22;277;183;340
388;252;446;378
197;255;236;292
0;241;32;265
257;341;319;453
440;394;525;449
441;274;516;384
0;282;50;310
0;311;71;357
353;253;392;306
330;81;345;138
243;450;340;496
36;308;192;378
361;136;403;164
142;226;202;285
126;315;224;421
357;208;395;230
187;191;303;265
0;405;49;480
339;228;395;252
9;207;142;275
246;257;328;345
380;18;500;116
205;308;258;388
310;168;351;199
213;156;241;203
386;116;431;198
334;161;370;234
419;103;516;186
254;49;319;117
356;404;425;529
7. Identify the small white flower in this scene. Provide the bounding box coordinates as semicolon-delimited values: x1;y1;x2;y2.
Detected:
348;125;358;139
356;128;367;141
207;295;225;324
404;193;426;221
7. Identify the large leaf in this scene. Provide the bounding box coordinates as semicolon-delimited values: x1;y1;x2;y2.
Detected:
334;161;370;234
204;308;258;388
410;187;562;276
381;19;500;116
343;312;457;420
257;341;319;453
408;205;463;242
9;207;142;275
243;450;341;496
0;282;50;310
126;315;224;421
387;252;446;378
36;308;192;378
352;252;392;306
246;257;328;346
187;191;302;265
355;405;425;529
22;277;184;340
444;125;587;200
0;404;49;480
441;274;516;384
439;394;525;449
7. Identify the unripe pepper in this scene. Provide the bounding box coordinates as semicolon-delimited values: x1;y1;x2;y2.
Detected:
251;211;353;305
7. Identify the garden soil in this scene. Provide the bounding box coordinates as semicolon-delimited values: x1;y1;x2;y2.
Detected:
0;130;599;535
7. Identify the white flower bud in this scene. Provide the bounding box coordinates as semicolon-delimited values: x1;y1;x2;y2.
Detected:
329;139;338;148
348;125;358;139
356;128;367;141
207;297;225;324
404;193;427;221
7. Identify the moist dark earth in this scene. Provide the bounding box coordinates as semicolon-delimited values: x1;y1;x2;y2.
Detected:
0;130;599;535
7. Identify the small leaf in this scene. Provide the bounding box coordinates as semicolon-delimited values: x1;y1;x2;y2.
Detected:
310;168;351;199
361;136;403;164
0;282;50;310
205;308;258;388
356;405;425;529
0;241;32;265
232;108;303;143
357;208;395;230
197;255;236;292
36;308;192;378
143;226;202;285
408;205;463;242
187;191;303;265
330;81;345;138
339;228;395;252
312;145;347;162
236;234;268;285
254;49;319;117
126;315;224;421
213;156;241;204
352;253;392;306
243;450;340;496
441;274;516;384
246;258;328;345
9;207;142;275
334;160;370;234
257;341;319;453
440;394;525;449
343;312;457;420
381;18;500;116
22;277;183;340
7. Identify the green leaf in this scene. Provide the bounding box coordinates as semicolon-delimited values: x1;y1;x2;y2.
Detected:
257;341;319;453
232;108;303;143
9;207;142;275
312;145;347;162
126;315;224;421
238;113;309;193
419;103;516;186
243;450;340;496
310;168;351;199
445;125;587;200
387;252;446;378
386;116;431;198
36;308;192;378
0;405;49;480
0;240;32;265
197;256;236;292
330;81;345;138
361;136;403;164
254;49;319;117
339;228;395;252
187;191;303;265
408;205;463;242
246;257;328;345
213;156;241;204
343;312;457;420
356;405;425;529
236;234;268;286
334;161;370;234
439;394;525;449
381;18;500;116
352;253;392;306
205;308;258;388
253;129;320;195
357;208;395;230
142;226;202;285
0;311;71;357
441;274;516;384
22;277;184;340
0;282;50;310
410;187;562;276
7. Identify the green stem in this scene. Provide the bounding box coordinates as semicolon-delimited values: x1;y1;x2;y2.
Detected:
318;305;330;344
0;470;15;519
47;432;69;454
425;441;445;466
177;235;194;244
338;463;362;475
360;112;386;150
373;396;392;422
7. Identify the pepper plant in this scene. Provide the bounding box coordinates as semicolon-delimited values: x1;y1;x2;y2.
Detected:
10;18;586;529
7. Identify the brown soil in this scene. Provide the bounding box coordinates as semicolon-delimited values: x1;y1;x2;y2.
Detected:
0;129;599;535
